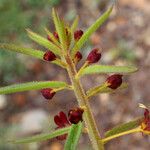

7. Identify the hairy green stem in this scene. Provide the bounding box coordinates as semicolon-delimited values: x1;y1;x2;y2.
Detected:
65;53;104;150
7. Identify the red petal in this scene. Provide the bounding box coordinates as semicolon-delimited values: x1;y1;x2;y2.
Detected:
54;115;64;127
144;109;149;119
56;134;67;140
59;111;70;125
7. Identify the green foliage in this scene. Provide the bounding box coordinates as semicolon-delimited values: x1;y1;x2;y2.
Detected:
0;4;143;150
48;0;60;6
10;127;70;144
105;118;142;138
79;65;138;77
0;0;57;82
71;16;79;33
0;50;26;83
64;122;83;150
0;125;21;150
0;81;68;94
0;0;52;42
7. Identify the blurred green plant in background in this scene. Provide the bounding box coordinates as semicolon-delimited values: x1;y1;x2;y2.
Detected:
0;51;26;84
0;2;61;148
0;0;61;84
0;0;61;41
106;40;137;63
0;125;20;150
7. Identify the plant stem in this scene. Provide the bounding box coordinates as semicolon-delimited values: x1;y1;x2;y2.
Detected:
65;53;104;150
102;127;142;144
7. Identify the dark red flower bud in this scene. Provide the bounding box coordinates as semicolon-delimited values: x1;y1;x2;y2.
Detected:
47;35;52;42
74;30;83;41
74;51;82;63
65;28;69;36
53;31;59;40
106;74;122;89
43;51;56;61
144;109;150;121
68;107;84;124
41;88;56;100
141;109;150;132
87;48;101;64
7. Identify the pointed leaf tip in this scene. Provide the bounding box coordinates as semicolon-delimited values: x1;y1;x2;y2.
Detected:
79;65;138;77
71;6;113;55
9;127;70;144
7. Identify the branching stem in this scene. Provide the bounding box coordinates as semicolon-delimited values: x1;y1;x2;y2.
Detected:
65;52;104;150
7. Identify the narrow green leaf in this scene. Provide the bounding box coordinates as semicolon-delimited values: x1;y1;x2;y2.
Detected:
0;81;68;94
9;127;70;144
64;122;83;150
0;43;44;59
0;43;66;68
52;9;68;51
69;16;79;51
71;6;113;56
87;83;128;98
71;16;79;32
27;29;61;55
105;118;142;138
79;65;138;77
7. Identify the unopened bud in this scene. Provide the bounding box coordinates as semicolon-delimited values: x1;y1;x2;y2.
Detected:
87;48;101;64
106;74;122;89
43;51;56;61
53;31;59;40
68;107;84;124
74;30;83;41
74;51;82;63
41;88;56;100
47;35;52;42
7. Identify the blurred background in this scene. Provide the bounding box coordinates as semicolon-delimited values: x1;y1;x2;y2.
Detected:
0;0;150;149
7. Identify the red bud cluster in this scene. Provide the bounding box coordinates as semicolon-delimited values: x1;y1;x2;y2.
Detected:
53;107;84;140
